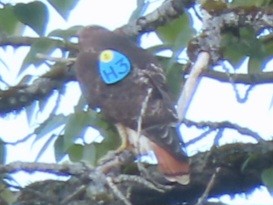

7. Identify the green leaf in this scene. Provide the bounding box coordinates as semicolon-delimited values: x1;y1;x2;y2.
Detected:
0;5;23;35
54;135;66;162
262;167;273;195
48;25;83;40
0;139;6;164
35;134;57;162
239;28;265;58
20;38;57;73
0;183;17;205
33;114;67;142
202;0;227;13
157;13;193;49
62;110;120;164
24;100;38;125
85;112;120;163
157;13;193;73
93;138;117;164
264;40;273;55
14;1;48;35
221;27;270;71
86;112;121;163
128;0;149;23
241;154;261;172
67;144;83;162
94;115;120;145
63;111;93;151
88;118;121;164
74;95;87;112
221;30;245;67
47;0;79;20
157;56;186;101
82;143;96;165
247;57;263;74
231;0;272;6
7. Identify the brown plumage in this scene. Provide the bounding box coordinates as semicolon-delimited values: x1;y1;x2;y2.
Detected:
75;26;190;185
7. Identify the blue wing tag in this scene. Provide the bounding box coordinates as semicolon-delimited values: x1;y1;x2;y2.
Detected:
99;49;131;84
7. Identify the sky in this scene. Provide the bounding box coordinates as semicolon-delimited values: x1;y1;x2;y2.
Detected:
0;0;273;204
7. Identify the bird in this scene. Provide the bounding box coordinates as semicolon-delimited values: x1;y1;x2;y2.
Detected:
75;26;190;185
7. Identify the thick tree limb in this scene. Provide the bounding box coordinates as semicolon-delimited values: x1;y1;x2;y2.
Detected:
5;141;273;205
0;63;75;115
0;161;85;176
130;141;273;205
115;0;195;36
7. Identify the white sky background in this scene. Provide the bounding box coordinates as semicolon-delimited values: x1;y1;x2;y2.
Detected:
0;0;273;204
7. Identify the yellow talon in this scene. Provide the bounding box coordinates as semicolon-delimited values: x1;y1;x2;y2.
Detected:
115;123;130;152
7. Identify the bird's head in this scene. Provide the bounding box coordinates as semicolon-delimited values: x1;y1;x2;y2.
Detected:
77;26;112;53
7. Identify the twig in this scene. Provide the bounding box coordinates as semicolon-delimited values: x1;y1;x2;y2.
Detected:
0;63;75;115
0;36;78;51
96;150;135;174
3;133;34;146
183;119;265;145
0;161;87;176
114;174;172;193
106;176;132;205
195;167;221;205
201;69;273;85
36;53;76;63
60;185;86;205
23;187;57;204
116;0;194;36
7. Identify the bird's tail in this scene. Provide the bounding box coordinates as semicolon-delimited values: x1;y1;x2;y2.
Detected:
143;125;190;185
150;141;190;185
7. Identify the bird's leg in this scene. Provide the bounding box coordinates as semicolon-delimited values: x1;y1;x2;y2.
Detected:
98;123;132;165
115;123;131;153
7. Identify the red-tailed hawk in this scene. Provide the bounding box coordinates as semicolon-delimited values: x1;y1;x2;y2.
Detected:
75;26;190;185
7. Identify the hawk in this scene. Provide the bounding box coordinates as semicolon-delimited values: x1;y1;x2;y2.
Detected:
75;26;190;185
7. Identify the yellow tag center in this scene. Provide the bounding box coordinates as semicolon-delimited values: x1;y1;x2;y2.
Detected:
100;50;113;63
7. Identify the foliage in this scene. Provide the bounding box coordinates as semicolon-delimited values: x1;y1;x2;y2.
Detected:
1;0;273;204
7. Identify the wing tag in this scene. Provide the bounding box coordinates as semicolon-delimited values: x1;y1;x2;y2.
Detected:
99;49;131;84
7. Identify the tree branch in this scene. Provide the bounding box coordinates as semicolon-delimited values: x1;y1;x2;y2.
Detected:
183;119;265;146
202;69;273;84
0;36;78;51
130;141;273;205
115;0;195;36
1;4;273;116
2;59;273;115
188;6;273;62
0;161;85;176
6;141;273;205
0;63;76;115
